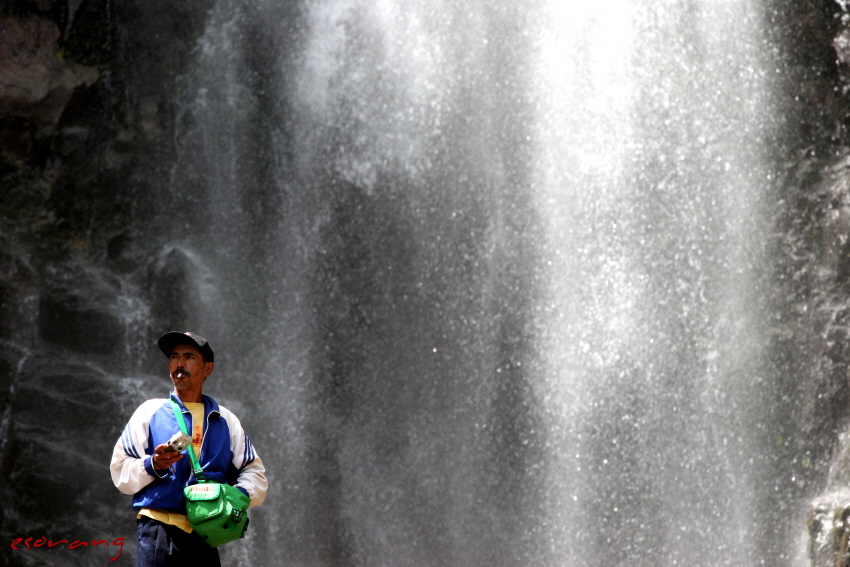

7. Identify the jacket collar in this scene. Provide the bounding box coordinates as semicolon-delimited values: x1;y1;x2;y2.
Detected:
169;392;220;416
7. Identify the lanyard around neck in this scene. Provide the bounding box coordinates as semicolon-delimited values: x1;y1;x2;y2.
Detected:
168;395;206;482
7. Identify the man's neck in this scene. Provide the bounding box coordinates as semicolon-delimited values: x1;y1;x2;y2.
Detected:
174;389;203;404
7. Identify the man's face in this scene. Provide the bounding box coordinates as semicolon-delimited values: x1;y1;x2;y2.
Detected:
169;344;213;391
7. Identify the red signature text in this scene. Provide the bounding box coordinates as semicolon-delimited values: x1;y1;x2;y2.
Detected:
11;536;125;562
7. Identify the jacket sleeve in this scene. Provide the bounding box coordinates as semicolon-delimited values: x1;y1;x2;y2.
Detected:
220;407;268;508
110;399;168;495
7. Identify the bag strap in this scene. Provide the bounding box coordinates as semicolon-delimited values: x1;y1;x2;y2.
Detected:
168;396;206;482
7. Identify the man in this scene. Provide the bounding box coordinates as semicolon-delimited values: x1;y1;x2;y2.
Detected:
111;331;268;567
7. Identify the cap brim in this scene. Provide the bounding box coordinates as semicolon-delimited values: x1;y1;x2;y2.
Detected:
157;331;214;362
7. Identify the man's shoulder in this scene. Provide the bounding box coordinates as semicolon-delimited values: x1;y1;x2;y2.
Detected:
215;403;235;418
139;397;169;409
197;395;246;428
130;398;170;419
202;395;242;421
212;403;244;428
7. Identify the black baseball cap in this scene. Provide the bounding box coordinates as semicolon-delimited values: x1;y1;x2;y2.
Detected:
158;331;215;363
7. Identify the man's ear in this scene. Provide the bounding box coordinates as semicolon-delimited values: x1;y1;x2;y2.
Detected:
204;361;214;379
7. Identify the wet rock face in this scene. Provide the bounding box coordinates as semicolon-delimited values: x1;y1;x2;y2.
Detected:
0;13;98;159
808;427;850;567
37;267;128;355
808;489;850;567
796;8;850;566
6;351;164;567
146;247;208;333
0;1;215;565
0;0;216;256
0;254;203;567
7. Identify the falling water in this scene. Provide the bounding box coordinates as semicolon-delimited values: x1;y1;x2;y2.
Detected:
533;1;780;566
156;0;789;565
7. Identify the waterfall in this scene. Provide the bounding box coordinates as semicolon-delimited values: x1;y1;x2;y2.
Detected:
0;0;800;567
120;0;794;565
533;1;782;565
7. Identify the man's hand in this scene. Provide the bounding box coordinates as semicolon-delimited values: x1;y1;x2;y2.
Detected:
151;443;184;471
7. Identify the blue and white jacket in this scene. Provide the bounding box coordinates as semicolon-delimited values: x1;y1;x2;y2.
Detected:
110;392;267;513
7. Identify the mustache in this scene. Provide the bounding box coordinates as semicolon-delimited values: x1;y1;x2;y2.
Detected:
172;369;190;379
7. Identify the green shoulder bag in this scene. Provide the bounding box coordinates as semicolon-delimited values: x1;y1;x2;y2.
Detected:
169;397;250;548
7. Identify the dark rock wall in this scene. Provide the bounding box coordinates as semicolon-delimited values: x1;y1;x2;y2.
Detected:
0;1;215;565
